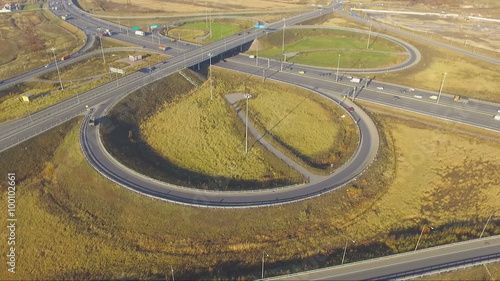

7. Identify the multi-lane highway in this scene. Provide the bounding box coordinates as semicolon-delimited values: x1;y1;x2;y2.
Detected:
1;0;499;278
267;235;500;280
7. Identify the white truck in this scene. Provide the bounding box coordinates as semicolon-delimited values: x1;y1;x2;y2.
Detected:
350;78;361;83
135;30;145;36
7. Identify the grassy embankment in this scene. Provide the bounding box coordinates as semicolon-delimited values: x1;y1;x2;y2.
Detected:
166;20;254;44
0;9;85;80
84;35;139;53
0;99;498;280
310;11;500;102
0;51;167;122
249;28;408;69
141;67;357;180
102;70;304;190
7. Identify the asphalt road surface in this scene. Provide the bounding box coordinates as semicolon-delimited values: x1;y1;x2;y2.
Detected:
267;235;500;280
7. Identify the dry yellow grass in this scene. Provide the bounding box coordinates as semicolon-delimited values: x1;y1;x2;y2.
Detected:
343;104;500;243
140;79;301;181
250;89;338;159
78;0;329;15
0;102;498;279
0;10;85;80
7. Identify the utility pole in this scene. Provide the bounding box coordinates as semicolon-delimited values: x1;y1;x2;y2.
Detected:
282;18;286;52
336;54;341;82
415;224;434;251
209;9;212;38
256;47;259;66
50;47;64;90
341;240;355;265
244;94;252;153
367;20;372;49
480;212;494;238
261;251;270;279
436;72;448;104
98;31;106;64
208;53;213;100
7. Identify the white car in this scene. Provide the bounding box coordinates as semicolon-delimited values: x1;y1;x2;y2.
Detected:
376;86;384;90
494;115;500;121
414;95;423;99
408;88;415;92
429;95;438;100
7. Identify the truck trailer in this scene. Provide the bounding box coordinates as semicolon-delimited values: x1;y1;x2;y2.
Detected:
61;54;70;61
135;30;145;36
350;78;361;83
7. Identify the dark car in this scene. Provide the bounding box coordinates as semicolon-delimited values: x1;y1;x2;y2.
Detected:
393;96;401;101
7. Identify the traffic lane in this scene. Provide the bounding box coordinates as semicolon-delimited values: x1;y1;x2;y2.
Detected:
83;86;374;207
360;91;500;131
226;58;497;118
220;60;500;132
274;236;500;280
0;69;151;150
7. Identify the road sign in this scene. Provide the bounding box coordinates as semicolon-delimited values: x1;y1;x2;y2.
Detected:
109;67;124;74
254;24;266;29
150;24;159;29
132;26;139;31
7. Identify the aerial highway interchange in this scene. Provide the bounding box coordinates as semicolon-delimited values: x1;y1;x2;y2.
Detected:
0;0;499;279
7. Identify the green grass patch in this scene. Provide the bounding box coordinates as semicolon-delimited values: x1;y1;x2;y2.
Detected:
316;12;500;102
166;19;254;44
250;29;408;68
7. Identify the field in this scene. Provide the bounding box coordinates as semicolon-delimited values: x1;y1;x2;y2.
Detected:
250;28;408;69
312;10;500;103
0;98;498;279
101;70;304;190
76;0;329;16
0;10;85;80
0;52;167;122
166;20;254;44
140;67;358;181
140;68;304;185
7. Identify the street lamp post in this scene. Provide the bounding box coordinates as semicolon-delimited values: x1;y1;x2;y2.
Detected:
96;28;106;64
341;240;355;265
282;18;286;52
436;72;448;104
50;47;64;90
414;224;434;251
480;212;494;238
261;250;270;279
208;53;213;100
336;54;341;82
367;20;372;49
244;94;252;153
256;47;259;66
